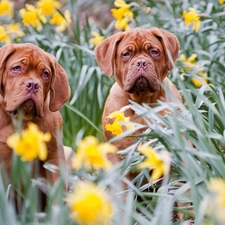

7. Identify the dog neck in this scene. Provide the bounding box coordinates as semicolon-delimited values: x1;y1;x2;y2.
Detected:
127;87;165;104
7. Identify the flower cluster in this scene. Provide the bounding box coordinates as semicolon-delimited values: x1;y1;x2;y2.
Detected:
179;53;208;87
111;0;134;30
6;122;51;161
105;111;134;135
67;180;113;225
0;0;24;43
137;145;171;181
0;0;71;44
72;136;117;171
0;23;24;44
20;0;71;31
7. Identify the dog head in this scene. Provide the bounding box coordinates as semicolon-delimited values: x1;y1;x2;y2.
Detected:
95;27;179;100
0;43;70;120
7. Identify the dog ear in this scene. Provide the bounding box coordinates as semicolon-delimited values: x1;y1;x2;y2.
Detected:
0;44;16;95
49;57;70;112
94;32;124;77
151;27;180;71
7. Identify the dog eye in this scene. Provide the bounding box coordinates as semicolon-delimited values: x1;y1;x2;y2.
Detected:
42;71;49;80
150;49;160;58
122;51;132;59
11;66;21;73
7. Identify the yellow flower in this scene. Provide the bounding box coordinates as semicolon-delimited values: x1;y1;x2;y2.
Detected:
137;145;170;181
183;7;201;32
36;0;61;16
180;53;208;87
89;31;104;46
192;71;208;87
49;9;71;32
105;111;133;135
111;6;134;31
115;16;131;31
67;181;113;225
105;122;123;136
0;0;13;18
180;53;197;71
6;22;24;40
219;0;224;4
0;25;10;43
107;111;127;121
72;136;117;171
20;4;47;31
207;178;225;223
111;0;134;31
6;122;51;161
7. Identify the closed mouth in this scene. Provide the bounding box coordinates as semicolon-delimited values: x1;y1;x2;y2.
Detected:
125;76;156;94
7;99;38;118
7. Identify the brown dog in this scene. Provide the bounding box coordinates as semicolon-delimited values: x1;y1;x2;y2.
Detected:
95;28;191;222
0;43;70;183
95;27;182;150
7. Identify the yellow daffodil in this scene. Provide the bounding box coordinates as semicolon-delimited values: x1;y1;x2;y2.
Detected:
137;145;170;181
67;181;113;225
0;25;10;43
72;136;117;171
111;0;134;31
20;4;47;31
0;0;13;18
105;111;134;135
89;31;104;46
115;16;131;31
219;0;224;4
105;122;123;135
6;22;24;40
107;111;127;121
49;9;71;32
36;0;61;16
207;178;225;223
180;53;208;87
179;53;197;70
116;6;133;17
111;6;134;31
6;122;51;161
183;7;201;32
192;71;208;87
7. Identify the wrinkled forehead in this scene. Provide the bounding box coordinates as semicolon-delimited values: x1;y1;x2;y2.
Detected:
118;30;163;51
6;47;51;67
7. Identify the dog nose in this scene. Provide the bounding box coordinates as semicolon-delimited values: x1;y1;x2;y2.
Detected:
25;80;39;93
136;59;147;69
